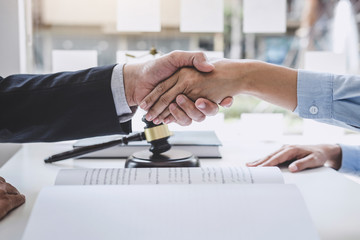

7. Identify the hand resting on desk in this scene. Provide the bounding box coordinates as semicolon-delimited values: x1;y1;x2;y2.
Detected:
246;144;342;173
0;177;25;220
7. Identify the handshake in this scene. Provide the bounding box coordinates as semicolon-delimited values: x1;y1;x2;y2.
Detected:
122;51;235;126
123;50;297;126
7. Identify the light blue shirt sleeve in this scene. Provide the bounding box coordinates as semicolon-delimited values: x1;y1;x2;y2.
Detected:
110;63;137;123
337;144;360;174
295;70;360;172
295;70;360;131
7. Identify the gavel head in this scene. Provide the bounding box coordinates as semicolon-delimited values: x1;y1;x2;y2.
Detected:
142;116;171;155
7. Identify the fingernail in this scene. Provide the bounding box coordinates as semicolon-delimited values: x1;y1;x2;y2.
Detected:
164;119;170;124
169;104;176;111
177;95;185;104
153;118;160;125
289;164;298;172
139;101;147;110
197;102;206;109
146;114;153;121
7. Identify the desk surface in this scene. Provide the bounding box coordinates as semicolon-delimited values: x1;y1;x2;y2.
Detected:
1;136;360;240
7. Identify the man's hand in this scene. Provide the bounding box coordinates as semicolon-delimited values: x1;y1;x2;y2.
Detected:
0;177;25;220
124;50;214;107
246;144;342;172
141;59;240;122
123;51;232;125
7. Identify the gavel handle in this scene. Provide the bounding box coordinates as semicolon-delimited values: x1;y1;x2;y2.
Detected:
44;132;146;163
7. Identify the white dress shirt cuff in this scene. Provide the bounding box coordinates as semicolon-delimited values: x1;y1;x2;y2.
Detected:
111;63;137;123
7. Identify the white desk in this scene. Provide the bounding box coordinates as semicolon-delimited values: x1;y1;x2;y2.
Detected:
1;137;360;240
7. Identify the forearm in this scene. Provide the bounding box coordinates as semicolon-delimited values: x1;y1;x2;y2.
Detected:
0;65;131;142
240;61;298;111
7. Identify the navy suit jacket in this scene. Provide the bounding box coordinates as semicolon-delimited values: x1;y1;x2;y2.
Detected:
0;65;131;143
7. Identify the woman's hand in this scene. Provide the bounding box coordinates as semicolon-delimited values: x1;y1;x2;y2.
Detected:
246;144;342;172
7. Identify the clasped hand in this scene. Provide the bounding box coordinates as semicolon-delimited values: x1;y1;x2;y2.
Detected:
139;59;241;125
124;52;234;126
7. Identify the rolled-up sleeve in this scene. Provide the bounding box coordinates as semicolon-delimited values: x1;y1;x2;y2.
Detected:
295;70;360;131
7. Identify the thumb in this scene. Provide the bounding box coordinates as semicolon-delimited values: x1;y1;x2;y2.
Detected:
169;51;215;73
193;54;215;72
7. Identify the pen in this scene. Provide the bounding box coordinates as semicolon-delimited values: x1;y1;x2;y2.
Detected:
44;132;146;163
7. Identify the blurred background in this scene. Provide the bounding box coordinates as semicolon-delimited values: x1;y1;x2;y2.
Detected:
1;0;360;141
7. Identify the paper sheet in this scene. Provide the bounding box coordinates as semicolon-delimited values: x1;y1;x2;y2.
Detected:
243;0;286;33
55;167;284;185
180;0;224;32
22;184;319;240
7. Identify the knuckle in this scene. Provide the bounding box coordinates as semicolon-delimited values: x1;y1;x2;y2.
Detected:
197;51;206;59
156;84;165;93
143;97;152;107
312;155;320;164
168;51;176;59
296;162;304;169
177;97;187;107
170;50;181;56
281;144;289;150
159;96;170;106
286;145;296;151
169;50;182;62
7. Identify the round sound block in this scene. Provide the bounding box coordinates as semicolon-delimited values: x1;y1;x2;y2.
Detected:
125;149;200;168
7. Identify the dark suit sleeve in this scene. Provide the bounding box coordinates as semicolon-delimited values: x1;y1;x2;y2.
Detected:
0;65;132;143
